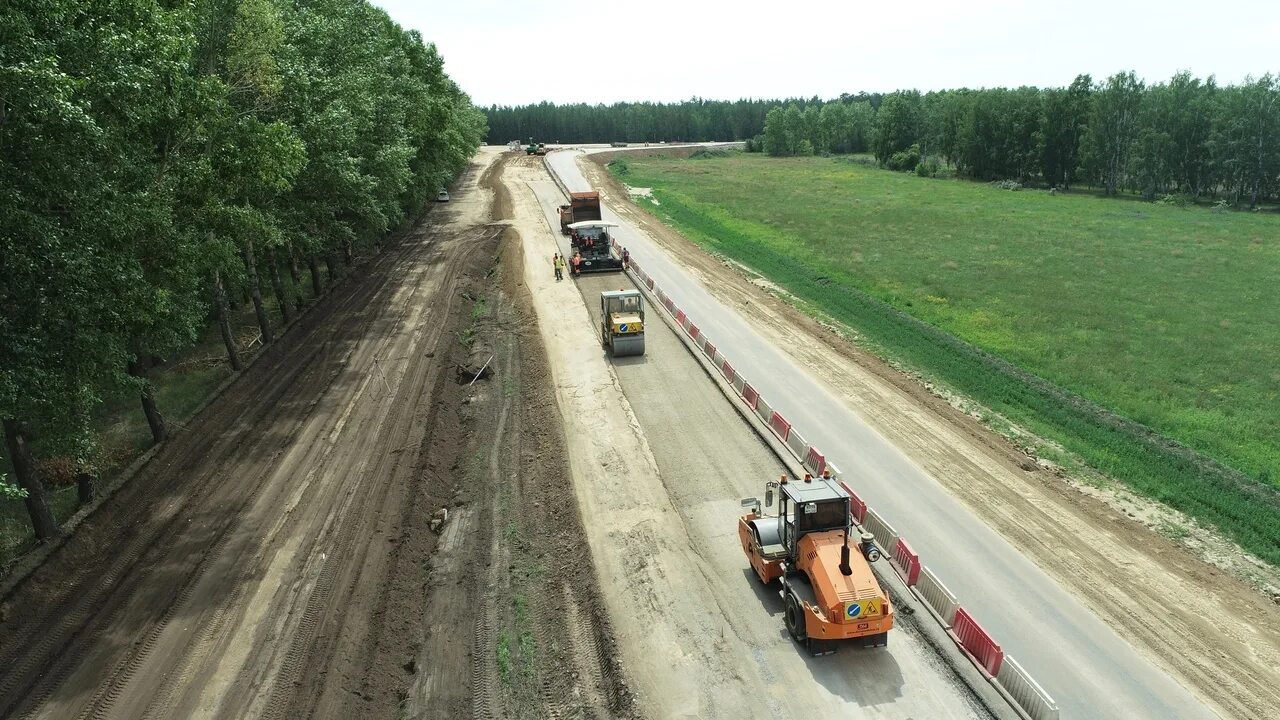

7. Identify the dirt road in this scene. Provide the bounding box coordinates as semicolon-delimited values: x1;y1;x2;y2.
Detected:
501;153;997;719
0;152;629;720
568;148;1280;720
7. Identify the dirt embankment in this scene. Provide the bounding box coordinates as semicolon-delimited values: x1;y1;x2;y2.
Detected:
0;152;631;720
405;156;636;720
578;152;1280;720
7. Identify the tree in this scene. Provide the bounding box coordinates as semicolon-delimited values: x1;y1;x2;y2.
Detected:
763;106;791;156
1;0;486;540
1041;75;1092;188
1082;71;1145;196
872;91;924;165
1215;75;1280;208
1;0;196;528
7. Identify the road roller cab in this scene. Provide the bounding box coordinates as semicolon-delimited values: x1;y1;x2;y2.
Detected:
600;289;645;356
738;472;893;654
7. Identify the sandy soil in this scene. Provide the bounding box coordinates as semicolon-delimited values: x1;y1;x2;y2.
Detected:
579;151;1280;720
0;152;628;720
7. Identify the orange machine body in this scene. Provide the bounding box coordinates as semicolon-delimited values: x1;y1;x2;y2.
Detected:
793;530;893;641
738;475;893;649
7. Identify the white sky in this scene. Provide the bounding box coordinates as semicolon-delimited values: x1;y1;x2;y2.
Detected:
374;0;1279;106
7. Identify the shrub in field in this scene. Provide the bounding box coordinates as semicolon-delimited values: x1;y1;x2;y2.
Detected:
1156;193;1194;207
887;144;921;171
915;156;942;177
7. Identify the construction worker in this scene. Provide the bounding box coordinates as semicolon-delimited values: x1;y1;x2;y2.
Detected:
553;253;565;281
571;251;582;276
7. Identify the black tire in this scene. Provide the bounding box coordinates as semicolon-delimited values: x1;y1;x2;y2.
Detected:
783;589;807;643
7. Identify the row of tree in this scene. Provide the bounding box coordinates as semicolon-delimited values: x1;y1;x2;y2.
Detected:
760;72;1280;206
485;98;800;145
1;0;486;538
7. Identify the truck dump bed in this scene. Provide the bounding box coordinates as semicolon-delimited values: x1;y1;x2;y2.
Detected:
569;192;602;222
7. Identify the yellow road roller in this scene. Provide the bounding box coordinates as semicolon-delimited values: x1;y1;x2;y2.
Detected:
600;289;645;356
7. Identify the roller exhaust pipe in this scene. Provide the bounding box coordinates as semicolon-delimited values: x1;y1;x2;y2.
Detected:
840;526;853;576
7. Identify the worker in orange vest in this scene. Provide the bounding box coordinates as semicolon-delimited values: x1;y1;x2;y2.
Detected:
571;251;583;276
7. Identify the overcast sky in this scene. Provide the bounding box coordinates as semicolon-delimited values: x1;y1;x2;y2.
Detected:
373;0;1279;107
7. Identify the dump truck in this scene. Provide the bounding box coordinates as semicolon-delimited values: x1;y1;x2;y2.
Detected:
566;221;624;274
558;191;602;234
600;289;645;356
738;472;893;654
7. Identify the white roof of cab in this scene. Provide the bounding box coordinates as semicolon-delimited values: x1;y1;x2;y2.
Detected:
600;289;641;299
568;221;619;229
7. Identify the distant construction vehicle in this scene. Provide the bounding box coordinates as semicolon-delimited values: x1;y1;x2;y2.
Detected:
525;139;547;156
567;221;624;274
738;472;893;654
558;191;602;234
600;289;645;356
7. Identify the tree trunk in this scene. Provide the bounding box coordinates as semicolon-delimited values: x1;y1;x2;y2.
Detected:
214;270;243;371
288;247;305;311
308;254;323;297
342;240;353;266
1251;134;1263;209
76;471;96;505
3;418;60;540
324;252;338;282
267;250;294;325
128;358;167;444
241;238;275;345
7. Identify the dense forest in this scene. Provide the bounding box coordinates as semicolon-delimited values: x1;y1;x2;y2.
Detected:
1;0;486;536
485;96;881;146
488;72;1280;206
762;72;1280;206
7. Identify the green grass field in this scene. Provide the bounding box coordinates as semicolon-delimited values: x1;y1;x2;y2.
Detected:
611;151;1280;565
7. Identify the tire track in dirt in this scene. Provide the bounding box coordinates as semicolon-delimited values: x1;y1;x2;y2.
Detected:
71;223;467;720
400;157;637;720
255;230;494;720
2;311;358;720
